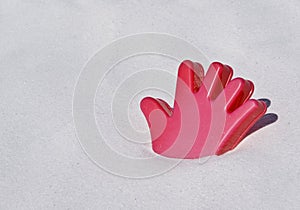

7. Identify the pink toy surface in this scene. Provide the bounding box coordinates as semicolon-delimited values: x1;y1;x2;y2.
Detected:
140;61;267;159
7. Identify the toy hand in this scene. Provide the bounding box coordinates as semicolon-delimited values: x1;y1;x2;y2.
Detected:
140;61;267;159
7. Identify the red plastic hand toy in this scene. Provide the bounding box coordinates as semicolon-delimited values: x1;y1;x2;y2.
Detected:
140;61;267;159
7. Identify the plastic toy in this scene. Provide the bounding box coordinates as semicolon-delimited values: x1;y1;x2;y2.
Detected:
140;60;267;159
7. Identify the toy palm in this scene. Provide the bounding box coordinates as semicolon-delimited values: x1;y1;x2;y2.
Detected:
140;60;266;159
